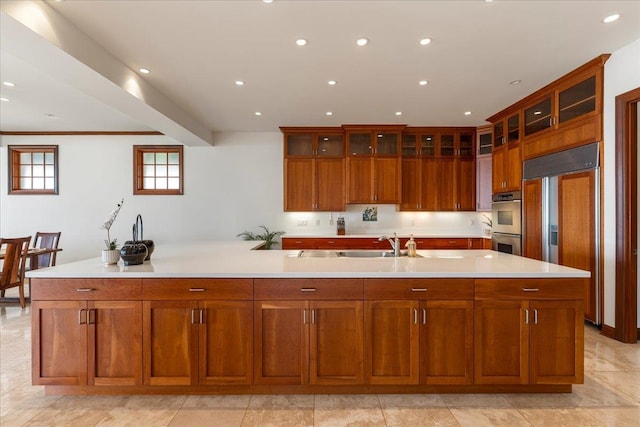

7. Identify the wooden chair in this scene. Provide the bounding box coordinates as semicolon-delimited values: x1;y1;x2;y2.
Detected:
32;232;61;269
0;236;32;308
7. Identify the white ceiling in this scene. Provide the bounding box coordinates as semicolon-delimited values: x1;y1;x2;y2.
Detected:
1;0;639;144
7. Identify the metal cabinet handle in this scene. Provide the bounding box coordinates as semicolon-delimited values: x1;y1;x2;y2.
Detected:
524;308;529;324
522;288;540;292
76;288;95;292
189;288;206;292
411;288;428;292
88;309;95;325
422;308;427;325
303;309;307;324
414;308;418;324
533;308;538;325
311;309;315;324
191;308;197;324
199;308;204;324
78;309;86;325
301;288;317;292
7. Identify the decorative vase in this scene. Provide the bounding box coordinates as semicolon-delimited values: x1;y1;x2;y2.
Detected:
101;249;120;265
124;214;154;261
120;242;148;266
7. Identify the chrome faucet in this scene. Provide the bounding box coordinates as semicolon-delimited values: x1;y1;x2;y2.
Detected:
379;232;400;257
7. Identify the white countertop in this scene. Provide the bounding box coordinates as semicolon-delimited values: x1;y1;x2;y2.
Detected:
26;241;589;279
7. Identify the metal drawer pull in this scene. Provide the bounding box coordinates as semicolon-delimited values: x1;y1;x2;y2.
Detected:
189;288;206;292
522;288;540;292
301;288;317;292
524;308;529;324
76;288;95;292
411;288;428;292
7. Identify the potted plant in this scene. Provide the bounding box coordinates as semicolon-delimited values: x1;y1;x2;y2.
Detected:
236;225;285;250
100;199;124;265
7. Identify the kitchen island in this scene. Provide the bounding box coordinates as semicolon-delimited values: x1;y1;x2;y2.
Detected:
28;241;589;396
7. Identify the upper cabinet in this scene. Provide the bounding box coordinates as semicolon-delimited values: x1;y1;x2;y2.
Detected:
488;55;609;161
282;127;346;212
345;125;405;204
491;112;522;194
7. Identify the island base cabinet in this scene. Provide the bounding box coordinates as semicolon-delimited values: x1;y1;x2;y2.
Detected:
474;299;584;385
365;300;473;385
144;300;253;386
254;300;364;385
32;300;142;386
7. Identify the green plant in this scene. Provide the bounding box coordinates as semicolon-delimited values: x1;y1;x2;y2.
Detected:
236;225;285;250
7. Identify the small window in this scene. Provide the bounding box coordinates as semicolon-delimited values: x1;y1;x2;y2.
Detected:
133;145;183;195
8;145;58;195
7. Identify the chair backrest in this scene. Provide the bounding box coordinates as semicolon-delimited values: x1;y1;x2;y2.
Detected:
0;236;31;290
34;232;61;268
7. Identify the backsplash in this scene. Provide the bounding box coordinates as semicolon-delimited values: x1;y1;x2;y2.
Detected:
283;205;491;236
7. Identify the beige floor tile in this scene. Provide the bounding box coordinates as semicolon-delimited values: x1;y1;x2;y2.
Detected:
168;408;246;427
591;371;640;403
583;407;640;427
378;393;446;408
314;408;385;427
49;395;130;410
441;393;513;408
96;408;179;426
123;395;187;409
182;394;250;409
519;408;606;427
21;408;112;426
504;393;577;409
450;408;531;427
241;408;313;427
0;407;49;427
314;394;380;409
383;407;460;427
247;394;313;409
569;376;636;407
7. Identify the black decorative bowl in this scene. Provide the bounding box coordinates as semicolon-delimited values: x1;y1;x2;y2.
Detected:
124;239;154;261
120;242;148;266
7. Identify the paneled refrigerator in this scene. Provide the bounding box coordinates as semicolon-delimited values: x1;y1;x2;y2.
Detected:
523;142;601;324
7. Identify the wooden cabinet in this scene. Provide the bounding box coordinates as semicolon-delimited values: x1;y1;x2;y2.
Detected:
491;112;522;193
474;279;585;385
142;279;253;386
364;279;474;385
253;279;364;385
282;237;486;250
400;128;475;211
282;127;345;211
476;127;492;211
31;279;142;387
345;125;404;204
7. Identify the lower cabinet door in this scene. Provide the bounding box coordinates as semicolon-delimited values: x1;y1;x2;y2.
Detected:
88;301;142;386
420;300;473;385
144;300;198;386
310;301;364;385
365;300;419;385
199;301;253;385
32;301;88;386
254;301;308;385
530;300;584;384
474;300;529;384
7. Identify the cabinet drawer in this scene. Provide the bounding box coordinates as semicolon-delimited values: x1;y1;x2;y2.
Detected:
143;278;253;300
474;278;587;300
364;279;473;300
254;278;363;300
435;238;470;249
282;238;316;250
31;278;142;300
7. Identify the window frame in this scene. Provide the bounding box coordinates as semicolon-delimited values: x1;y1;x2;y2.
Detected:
7;145;59;195
133;145;184;195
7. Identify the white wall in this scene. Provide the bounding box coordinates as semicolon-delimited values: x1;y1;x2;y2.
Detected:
602;38;640;328
0;132;486;263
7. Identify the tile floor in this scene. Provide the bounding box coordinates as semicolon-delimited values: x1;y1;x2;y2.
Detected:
1;292;638;427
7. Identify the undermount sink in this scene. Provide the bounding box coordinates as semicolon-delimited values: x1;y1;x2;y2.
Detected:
298;250;421;258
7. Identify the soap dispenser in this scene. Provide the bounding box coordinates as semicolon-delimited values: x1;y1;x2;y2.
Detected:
405;234;417;257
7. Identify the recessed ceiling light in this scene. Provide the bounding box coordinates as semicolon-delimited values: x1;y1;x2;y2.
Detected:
510;79;522;85
356;38;369;46
602;13;620;23
3;81;15;87
464;111;472;116
235;80;245;86
328;80;337;86
295;38;307;46
0;97;9;102
255;112;262;116
395;112;402;116
326;111;333;116
419;80;428;86
419;38;432;46
138;68;150;74
45;113;56;118
484;0;494;3
262;0;274;3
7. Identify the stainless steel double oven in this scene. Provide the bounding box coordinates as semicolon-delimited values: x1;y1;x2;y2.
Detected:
491;191;522;256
